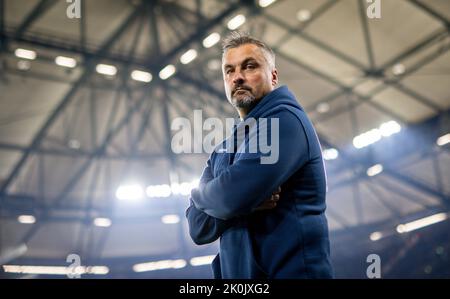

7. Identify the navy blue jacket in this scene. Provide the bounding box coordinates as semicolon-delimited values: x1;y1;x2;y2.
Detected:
186;86;333;278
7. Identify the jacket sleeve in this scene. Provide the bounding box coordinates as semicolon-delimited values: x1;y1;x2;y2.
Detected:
186;158;236;245
190;109;310;220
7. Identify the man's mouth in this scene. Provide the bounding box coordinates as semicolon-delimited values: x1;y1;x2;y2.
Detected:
233;88;250;95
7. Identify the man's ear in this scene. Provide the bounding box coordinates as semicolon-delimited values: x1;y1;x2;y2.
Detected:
271;68;278;87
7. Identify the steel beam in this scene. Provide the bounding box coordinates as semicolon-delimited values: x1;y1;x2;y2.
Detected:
0;0;5;51
357;0;375;69
259;5;447;117
0;5;144;196
15;0;58;38
408;0;450;29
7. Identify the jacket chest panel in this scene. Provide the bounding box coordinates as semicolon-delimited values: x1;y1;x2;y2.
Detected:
212;152;233;177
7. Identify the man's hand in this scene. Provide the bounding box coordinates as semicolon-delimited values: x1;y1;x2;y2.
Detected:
254;186;281;211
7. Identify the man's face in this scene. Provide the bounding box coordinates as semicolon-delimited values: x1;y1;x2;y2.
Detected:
222;44;278;112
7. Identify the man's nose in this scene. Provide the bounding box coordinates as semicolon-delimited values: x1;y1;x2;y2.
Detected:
232;70;245;85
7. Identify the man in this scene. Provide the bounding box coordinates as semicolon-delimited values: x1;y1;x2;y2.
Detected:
186;31;333;279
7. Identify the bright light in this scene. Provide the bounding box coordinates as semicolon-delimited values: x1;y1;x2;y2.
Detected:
190;255;216;266
17;215;36;224
159;64;176;80
323;148;338;161
179;182;193;196
55;56;77;68
133;259;186;272
392;63;406;76
208;59;221;71
367;164;383;177
369;232;383;241
180;49;198;65
258;0;276;8
14;48;36;60
436;133;450;146
83;266;109;275
93;218;112;227
171;180;198;196
68;139;81;150
2;265;109;275
353;120;402;149
297;9;311;22
170;183;181;195
96;63;117;76
131;70;152;83
191;179;200;188
146;180;199;198
146;184;172;198
353;129;381;149
379;121;401;137
161;214;180;224
202;32;220;48
396;213;448;234
115;184;144;201
227;15;246;30
316;102;330;114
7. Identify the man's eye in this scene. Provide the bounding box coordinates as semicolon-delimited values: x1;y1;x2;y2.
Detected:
246;64;255;69
226;69;233;74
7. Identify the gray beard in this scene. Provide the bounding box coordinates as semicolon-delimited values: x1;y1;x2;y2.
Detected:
232;94;257;110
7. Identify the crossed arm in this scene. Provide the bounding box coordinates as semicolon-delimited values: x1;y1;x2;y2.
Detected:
186;110;308;245
185;160;235;245
186;160;280;245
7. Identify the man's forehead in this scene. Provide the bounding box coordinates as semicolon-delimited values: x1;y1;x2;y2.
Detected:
222;44;266;65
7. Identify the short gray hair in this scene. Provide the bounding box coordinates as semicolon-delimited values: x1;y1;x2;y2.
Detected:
222;31;276;69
